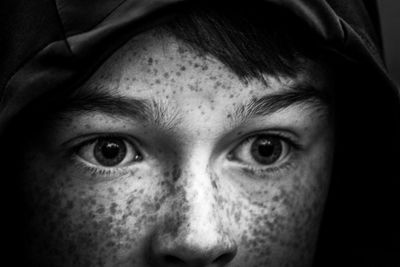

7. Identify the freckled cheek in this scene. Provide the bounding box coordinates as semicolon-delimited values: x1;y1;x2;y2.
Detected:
22;166;165;265
231;173;328;264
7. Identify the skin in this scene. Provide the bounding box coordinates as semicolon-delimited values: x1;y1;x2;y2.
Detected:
19;30;334;267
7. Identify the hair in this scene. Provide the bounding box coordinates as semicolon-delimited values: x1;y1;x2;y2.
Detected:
158;1;323;84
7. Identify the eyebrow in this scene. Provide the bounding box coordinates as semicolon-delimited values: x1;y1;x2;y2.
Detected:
58;89;180;129
57;83;331;127
232;83;331;123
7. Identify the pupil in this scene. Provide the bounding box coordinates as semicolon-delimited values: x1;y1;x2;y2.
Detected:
258;140;274;157
251;136;282;164
101;142;120;159
94;138;127;166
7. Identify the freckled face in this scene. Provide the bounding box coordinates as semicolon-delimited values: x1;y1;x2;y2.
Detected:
20;31;334;267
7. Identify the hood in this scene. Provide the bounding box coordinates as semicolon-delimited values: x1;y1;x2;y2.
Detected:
1;0;398;266
0;0;399;131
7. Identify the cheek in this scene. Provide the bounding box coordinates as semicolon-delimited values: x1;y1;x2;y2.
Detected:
231;163;330;266
20;157;166;266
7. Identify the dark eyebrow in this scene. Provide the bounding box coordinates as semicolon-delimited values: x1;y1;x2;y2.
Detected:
55;83;329;128
57;89;180;128
233;84;331;123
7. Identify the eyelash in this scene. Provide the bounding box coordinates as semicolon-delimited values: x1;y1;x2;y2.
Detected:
66;131;302;180
229;132;303;177
72;159;134;178
68;134;141;179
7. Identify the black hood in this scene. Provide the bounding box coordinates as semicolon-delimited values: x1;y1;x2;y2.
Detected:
0;0;399;129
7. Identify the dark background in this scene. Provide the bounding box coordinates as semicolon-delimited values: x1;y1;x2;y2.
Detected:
380;0;400;86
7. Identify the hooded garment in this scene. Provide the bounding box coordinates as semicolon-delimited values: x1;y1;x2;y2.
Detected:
0;0;399;266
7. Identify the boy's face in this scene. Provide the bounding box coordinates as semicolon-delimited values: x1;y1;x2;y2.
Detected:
21;31;334;266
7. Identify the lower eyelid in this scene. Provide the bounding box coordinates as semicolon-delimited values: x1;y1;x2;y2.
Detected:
230;149;301;178
69;154;136;180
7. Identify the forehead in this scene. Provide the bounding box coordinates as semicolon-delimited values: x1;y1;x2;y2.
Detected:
84;30;331;101
72;30;334;138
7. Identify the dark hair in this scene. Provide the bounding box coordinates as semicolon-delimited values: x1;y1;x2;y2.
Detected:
159;1;321;84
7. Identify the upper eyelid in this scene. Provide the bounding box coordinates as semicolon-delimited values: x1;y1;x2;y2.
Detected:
229;134;288;155
69;135;146;161
230;131;299;151
64;133;142;149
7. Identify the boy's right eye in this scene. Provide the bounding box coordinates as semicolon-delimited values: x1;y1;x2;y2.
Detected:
76;136;143;167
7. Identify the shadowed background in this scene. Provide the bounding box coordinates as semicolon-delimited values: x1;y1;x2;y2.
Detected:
380;0;400;86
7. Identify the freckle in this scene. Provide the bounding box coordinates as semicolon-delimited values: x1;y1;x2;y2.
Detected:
106;241;116;247
189;84;197;92
147;57;153;65
155;79;161;84
163;72;169;79
230;94;234;98
89;198;96;205
108;187;115;195
211;180;218;190
180;66;186;71
171;165;182;182
201;65;208;71
96;205;105;214
110;203;118;215
176;71;181;76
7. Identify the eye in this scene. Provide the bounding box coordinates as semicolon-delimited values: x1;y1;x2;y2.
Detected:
228;134;291;166
76;136;143;167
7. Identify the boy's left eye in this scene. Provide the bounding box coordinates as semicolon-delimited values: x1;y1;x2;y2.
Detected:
228;134;292;167
76;137;143;167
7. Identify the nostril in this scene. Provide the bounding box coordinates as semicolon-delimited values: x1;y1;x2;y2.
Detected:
213;251;236;265
164;255;185;264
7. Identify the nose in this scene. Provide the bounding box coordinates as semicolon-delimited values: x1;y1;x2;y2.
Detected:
150;235;237;267
148;162;237;267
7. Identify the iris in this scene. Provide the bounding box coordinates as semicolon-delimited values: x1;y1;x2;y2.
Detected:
250;136;282;164
94;138;127;166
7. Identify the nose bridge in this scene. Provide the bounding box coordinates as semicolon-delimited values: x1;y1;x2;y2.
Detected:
149;145;237;266
172;145;222;243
